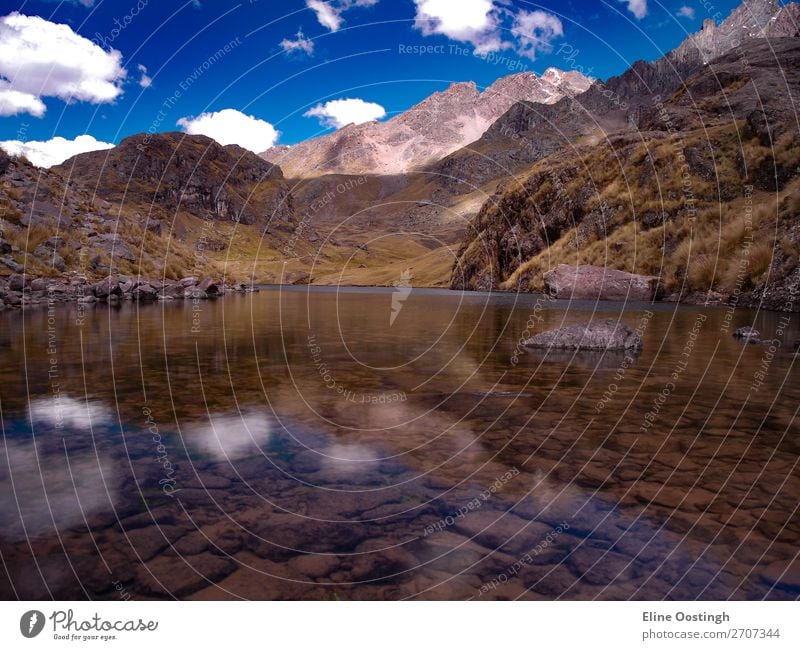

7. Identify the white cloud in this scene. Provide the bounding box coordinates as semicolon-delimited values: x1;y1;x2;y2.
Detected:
176;108;280;152
413;0;504;54
512;9;563;60
306;0;380;33
0;134;114;168
0;12;126;117
677;5;695;19
620;0;648;19
304;97;386;129
0;82;45;117
280;29;314;56
307;0;343;31
412;0;564;60
137;63;152;88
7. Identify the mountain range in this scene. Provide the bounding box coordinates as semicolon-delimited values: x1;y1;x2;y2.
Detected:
261;68;592;177
1;0;798;309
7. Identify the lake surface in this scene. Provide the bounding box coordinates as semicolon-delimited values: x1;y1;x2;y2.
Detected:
1;286;798;600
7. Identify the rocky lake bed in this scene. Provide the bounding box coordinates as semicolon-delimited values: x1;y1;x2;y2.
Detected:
0;286;798;600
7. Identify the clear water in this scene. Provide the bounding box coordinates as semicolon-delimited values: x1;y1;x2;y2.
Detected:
1;287;798;599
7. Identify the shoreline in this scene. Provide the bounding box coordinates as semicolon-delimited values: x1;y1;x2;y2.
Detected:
0;273;257;312
1;272;795;316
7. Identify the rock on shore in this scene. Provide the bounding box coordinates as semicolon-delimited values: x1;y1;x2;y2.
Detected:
543;265;660;302
524;319;643;351
0;274;257;311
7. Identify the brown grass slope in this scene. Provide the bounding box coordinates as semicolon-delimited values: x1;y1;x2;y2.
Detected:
450;38;800;310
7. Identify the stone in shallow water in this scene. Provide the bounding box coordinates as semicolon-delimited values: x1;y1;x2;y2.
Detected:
287;553;341;579
135;552;237;597
543;264;660;301
733;326;761;343
524;319;643;351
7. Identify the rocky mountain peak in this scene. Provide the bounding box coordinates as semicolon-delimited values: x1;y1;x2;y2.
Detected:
676;0;795;65
55;132;291;227
261;67;592;177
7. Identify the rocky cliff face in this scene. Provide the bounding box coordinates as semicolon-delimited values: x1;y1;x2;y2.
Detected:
260;69;591;177
0;133;305;282
0;148;199;279
439;0;800;187
676;0;798;66
450;37;800;310
589;0;799;112
56;132;293;229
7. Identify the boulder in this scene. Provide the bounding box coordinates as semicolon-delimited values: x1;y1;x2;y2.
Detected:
145;220;163;235
157;281;186;299
524;319;643;351
92;277;122;299
184;286;207;299
180;277;199;287
733;326;761;343
33;236;66;256
8;274;26;291
33;244;66;271
131;283;157;301
20;200;61;228
1;256;23;273
543;264;660;301
197;278;220;296
52;253;66;272
88;233;136;262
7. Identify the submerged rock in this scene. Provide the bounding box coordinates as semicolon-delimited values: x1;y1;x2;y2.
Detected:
543;264;660;302
524;319;643;351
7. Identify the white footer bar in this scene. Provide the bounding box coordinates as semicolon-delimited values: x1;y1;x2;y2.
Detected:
1;601;797;648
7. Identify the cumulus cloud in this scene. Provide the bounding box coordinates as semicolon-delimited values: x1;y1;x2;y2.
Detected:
307;0;343;31
306;0;379;33
304;97;386;129
0;82;45;117
137;63;152;88
177;108;280;152
620;0;648;19
512;9;564;60
412;0;564;60
413;0;504;54
0;12;126;117
677;5;696;19
0;134;114;168
280;29;315;56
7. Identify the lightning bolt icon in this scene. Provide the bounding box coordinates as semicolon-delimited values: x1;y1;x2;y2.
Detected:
28;612;38;634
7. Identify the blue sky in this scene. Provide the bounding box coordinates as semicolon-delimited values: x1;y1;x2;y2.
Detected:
0;0;753;165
